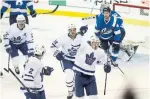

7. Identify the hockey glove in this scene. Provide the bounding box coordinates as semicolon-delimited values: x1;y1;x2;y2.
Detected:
104;63;111;73
6;46;12;54
53;50;64;61
30;10;37;18
42;66;54;76
79;25;88;36
0;13;3;19
0;38;2;43
28;49;34;57
112;42;120;52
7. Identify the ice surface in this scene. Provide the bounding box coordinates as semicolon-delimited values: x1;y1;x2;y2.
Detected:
0;15;149;99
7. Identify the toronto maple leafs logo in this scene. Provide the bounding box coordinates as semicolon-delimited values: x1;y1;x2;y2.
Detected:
85;52;96;65
68;44;80;56
10;36;23;43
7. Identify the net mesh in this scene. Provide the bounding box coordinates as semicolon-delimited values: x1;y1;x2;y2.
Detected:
113;3;149;20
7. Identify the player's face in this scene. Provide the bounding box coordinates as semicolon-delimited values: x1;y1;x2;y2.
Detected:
69;28;77;37
103;11;110;20
91;41;100;50
17;20;26;29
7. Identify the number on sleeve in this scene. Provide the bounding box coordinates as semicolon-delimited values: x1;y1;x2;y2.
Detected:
29;68;34;74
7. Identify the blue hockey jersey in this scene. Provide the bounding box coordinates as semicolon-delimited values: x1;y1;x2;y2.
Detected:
99;10;123;27
95;15;121;42
1;0;34;16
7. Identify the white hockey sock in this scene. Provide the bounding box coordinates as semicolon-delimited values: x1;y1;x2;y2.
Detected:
65;69;75;92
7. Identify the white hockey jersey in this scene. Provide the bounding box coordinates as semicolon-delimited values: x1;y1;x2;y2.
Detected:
51;33;83;61
21;57;44;93
73;41;106;75
3;23;33;50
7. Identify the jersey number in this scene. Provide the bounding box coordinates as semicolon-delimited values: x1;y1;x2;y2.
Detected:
29;68;34;74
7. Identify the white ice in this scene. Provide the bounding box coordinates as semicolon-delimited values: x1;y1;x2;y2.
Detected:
0;15;149;99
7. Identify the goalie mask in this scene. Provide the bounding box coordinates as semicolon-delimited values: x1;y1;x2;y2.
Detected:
89;35;100;50
16;15;26;30
68;24;77;38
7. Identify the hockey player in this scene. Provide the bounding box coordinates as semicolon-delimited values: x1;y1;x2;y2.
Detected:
21;45;54;99
99;2;125;42
51;24;88;99
73;35;111;99
0;0;37;25
3;14;34;74
95;7;121;66
99;3;139;61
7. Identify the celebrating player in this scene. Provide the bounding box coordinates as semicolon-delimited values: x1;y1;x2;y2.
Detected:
3;14;34;74
21;45;54;99
50;24;88;99
95;6;121;66
73;35;111;99
0;0;37;25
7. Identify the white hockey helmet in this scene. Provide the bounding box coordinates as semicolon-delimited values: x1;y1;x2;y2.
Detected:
68;24;77;38
16;14;26;22
16;14;26;29
89;35;100;50
68;24;76;30
89;35;100;43
34;45;46;56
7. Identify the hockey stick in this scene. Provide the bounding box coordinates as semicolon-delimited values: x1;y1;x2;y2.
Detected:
9;68;30;93
104;51;109;95
4;53;11;73
3;5;59;18
82;0;97;21
104;73;107;95
117;66;124;75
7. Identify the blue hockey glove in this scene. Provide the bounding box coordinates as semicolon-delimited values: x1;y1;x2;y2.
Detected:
79;25;88;36
104;63;111;73
28;49;34;57
6;46;12;54
53;50;64;61
30;10;37;18
42;66;54;76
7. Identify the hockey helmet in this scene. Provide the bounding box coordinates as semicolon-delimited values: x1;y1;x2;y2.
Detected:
68;24;76;30
16;14;26;29
89;35;100;50
34;45;46;56
103;7;111;13
100;2;110;13
68;24;77;38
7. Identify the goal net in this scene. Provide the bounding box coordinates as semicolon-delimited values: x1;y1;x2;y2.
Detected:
113;3;149;23
113;3;149;48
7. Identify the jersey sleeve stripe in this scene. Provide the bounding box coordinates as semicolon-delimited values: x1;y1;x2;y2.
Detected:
112;17;117;27
3;2;10;8
10;8;27;13
114;30;121;35
23;79;34;81
24;74;34;79
27;2;33;7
